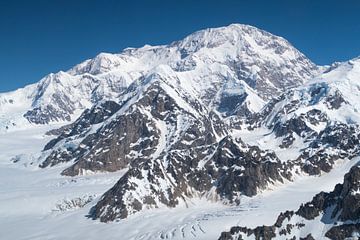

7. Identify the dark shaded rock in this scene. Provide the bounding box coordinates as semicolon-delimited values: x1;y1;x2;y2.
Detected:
61;108;159;176
325;224;360;240
42;100;121;152
272;116;317;149
296;192;328;220
303;109;328;126
45;124;72;136
207;136;292;199
325;90;348;110
218;92;248;116
273;118;313;139
219;225;276;240
274;211;294;227
296;123;360;175
218;165;360;240
300;234;315;240
24;105;72;125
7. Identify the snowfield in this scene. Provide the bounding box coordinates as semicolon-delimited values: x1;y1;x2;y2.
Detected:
0;125;357;240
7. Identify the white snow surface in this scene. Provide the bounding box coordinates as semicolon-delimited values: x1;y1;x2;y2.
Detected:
0;125;358;240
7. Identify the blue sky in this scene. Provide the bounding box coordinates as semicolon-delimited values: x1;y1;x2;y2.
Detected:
1;0;360;92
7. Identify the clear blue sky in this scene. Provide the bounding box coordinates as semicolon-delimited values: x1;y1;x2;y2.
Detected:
1;0;360;92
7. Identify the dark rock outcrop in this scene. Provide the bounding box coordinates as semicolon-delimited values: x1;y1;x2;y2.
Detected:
91;134;292;222
296;123;360;175
83;81;293;222
42;100;121;152
218;164;360;240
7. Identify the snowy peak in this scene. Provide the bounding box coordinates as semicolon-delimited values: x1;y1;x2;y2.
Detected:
173;23;318;96
68;53;132;76
309;56;360;112
176;24;304;61
0;23;318;131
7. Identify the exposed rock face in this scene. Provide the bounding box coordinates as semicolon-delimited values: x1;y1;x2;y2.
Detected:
218;164;360;240
325;224;360;240
206;137;291;199
296;123;360;175
61;107;160;176
24;104;73;124
83;78;293;221
219;226;277;240
42;100;121;151
90;133;292;222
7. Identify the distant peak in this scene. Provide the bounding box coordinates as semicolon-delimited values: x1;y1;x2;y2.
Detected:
172;23;296;54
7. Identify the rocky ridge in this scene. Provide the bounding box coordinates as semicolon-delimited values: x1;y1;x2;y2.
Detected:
219;163;360;240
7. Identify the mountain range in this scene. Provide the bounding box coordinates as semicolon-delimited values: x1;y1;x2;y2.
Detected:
0;24;359;240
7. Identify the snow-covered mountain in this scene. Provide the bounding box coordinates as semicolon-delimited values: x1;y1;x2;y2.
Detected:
1;23;360;240
38;56;360;224
0;24;318;132
40;64;294;221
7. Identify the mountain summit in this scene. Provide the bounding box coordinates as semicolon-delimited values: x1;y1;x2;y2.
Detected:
0;24;318;131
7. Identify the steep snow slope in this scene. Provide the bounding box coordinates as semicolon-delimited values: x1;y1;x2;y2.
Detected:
266;57;360;126
0;24;318;132
0;69;130;130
